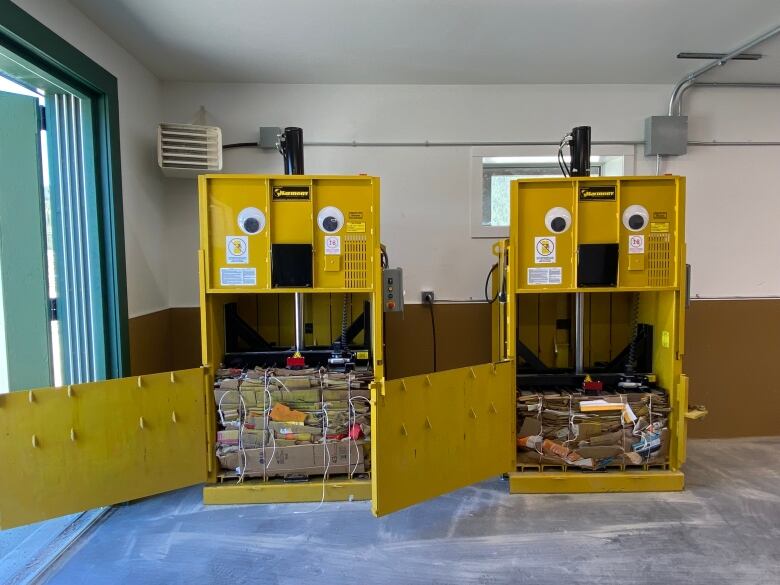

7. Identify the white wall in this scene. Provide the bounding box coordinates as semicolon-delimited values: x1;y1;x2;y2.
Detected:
12;0;167;317
163;82;780;306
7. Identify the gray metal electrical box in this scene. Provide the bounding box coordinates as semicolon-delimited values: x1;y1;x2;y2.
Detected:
258;126;283;149
382;268;404;312
645;116;688;156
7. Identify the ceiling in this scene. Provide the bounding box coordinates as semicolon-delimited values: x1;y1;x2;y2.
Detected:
69;0;780;84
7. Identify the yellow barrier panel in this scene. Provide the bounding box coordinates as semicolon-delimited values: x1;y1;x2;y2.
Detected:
0;368;208;529
371;361;514;516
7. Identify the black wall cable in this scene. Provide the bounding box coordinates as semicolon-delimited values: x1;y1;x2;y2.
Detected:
223;142;257;150
485;263;499;303
423;295;437;372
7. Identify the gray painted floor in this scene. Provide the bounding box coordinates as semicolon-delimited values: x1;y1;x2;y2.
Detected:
42;438;780;585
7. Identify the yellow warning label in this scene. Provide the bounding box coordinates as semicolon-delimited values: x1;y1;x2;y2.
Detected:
651;222;669;233
356;351;369;360
346;222;366;233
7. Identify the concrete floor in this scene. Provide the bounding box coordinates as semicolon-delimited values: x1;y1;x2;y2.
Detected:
42;438;780;585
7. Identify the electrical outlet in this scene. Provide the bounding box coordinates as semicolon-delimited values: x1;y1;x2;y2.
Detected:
421;290;435;304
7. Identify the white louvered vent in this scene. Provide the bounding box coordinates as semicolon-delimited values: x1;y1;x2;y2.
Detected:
157;123;222;178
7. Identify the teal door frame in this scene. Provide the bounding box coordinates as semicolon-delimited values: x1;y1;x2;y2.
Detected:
0;0;129;379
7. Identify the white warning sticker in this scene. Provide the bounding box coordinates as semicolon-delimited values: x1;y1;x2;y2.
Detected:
534;236;556;264
226;236;249;264
324;235;341;255
628;234;645;254
528;267;562;285
220;268;257;286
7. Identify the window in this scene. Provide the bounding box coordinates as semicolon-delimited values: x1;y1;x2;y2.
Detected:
470;146;634;238
0;0;128;386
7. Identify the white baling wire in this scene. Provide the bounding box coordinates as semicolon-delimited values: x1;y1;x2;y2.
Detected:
237;386;248;483
294;403;331;515
347;372;353;478
535;394;545;460
348;395;372;476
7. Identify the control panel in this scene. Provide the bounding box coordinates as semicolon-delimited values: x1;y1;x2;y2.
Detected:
382;268;404;312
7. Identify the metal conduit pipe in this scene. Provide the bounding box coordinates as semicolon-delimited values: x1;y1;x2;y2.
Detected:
301;139;780;148
668;24;780;115
303;140;641;147
677;81;780;115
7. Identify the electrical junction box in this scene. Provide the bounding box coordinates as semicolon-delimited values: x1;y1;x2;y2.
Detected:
258;126;282;149
645;116;688;156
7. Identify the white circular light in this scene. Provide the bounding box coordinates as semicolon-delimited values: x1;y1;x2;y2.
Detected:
623;205;649;232
544;207;572;234
237;207;266;235
317;206;345;233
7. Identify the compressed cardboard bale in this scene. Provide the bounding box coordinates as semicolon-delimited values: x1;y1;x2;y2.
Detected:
241;441;367;478
218;378;240;391
268;387;320;403
272;376;315;390
516;450;560;466
575;445;625;460
243;414;267;430
217;450;239;471
214;389;259;408
322;388;371;401
216;429;267;448
587;428;638;448
576;421;602;441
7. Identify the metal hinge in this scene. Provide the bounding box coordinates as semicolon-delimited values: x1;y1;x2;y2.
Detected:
48;298;57;321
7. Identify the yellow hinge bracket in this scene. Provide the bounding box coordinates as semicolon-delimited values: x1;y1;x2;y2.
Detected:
685;405;708;421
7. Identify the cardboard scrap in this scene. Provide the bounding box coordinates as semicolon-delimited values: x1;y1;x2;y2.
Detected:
270;402;307;423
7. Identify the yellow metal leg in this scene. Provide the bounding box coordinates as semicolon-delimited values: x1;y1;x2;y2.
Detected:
203;478;372;505
509;470;684;494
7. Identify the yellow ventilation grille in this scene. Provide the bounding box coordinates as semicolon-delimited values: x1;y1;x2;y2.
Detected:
648;233;671;287
344;235;368;288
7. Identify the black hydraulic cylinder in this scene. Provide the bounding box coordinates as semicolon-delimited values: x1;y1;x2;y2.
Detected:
280;126;304;175
569;125;591;177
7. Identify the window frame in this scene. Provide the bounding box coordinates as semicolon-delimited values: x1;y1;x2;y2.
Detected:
470;145;636;239
0;0;129;378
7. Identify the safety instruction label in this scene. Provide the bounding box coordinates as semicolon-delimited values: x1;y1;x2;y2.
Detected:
324;235;341;255
534;236;556;264
651;222;669;233
628;235;645;254
346;222;366;233
220;267;257;286
226;235;248;264
528;267;562;285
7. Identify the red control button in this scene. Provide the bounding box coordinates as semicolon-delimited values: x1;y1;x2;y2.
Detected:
387;301;396;310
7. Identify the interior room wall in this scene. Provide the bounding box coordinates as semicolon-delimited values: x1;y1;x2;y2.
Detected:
160;82;780;438
12;0;168;319
162;83;780;305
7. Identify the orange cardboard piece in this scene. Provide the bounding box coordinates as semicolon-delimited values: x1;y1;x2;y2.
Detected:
542;439;582;462
270;402;307;423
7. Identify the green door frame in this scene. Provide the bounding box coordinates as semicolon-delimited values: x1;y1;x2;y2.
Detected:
0;0;129;378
